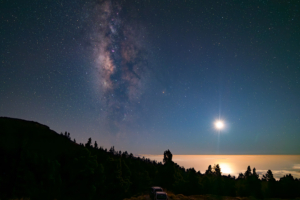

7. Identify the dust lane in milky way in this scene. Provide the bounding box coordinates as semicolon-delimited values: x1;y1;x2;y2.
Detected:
83;1;150;134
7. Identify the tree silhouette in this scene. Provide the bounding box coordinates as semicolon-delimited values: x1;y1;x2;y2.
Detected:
122;151;129;158
244;166;252;179
252;167;259;178
205;165;213;175
242;166;262;198
262;170;276;198
212;164;222;194
186;168;201;195
213;164;221;176
279;174;296;198
238;173;244;179
109;146;115;154
85;138;92;148
262;169;275;182
163;149;173;164
94;141;98;149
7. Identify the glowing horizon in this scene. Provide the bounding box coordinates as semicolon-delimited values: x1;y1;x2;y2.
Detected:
140;154;300;179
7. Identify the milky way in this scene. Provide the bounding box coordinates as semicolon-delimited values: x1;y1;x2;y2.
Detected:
84;0;149;134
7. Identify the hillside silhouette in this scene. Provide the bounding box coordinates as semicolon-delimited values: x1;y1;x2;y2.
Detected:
1;117;299;200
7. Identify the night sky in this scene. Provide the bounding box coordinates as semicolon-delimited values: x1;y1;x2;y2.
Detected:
1;0;300;155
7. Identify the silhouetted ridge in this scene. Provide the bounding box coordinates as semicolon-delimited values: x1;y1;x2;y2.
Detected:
1;116;50;128
0;117;79;159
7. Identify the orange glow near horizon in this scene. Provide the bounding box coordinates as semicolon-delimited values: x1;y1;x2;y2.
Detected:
219;163;232;174
140;155;300;179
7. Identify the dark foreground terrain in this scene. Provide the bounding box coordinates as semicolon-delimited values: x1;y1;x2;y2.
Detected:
1;117;300;200
125;193;300;200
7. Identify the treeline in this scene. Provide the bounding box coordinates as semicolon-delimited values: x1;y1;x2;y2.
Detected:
159;152;300;199
0;117;300;200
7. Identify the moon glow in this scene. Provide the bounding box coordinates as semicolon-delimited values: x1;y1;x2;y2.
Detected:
215;120;224;130
220;163;232;174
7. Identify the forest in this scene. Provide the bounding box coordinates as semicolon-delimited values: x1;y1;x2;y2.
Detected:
0;117;299;200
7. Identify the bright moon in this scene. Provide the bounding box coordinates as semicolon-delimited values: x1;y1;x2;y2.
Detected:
215;120;224;129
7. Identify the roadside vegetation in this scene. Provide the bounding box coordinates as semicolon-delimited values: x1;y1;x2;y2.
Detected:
125;192;300;200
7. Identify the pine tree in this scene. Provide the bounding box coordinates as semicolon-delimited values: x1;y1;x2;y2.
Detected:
244;166;252;179
109;146;115;154
94;141;98;149
238;173;244;179
262;170;275;182
85;138;92;147
163;149;173;164
213;164;222;176
205;165;213;175
252;167;259;178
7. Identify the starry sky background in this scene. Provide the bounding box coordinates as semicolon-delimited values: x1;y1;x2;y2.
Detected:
1;0;300;155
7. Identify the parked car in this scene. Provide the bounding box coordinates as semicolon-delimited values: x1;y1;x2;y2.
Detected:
154;191;168;200
149;186;163;199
